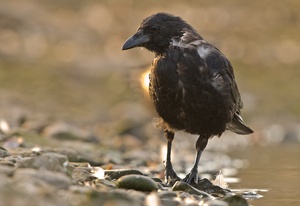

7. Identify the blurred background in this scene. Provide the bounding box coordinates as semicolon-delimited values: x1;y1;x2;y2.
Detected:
0;0;300;204
1;0;300;126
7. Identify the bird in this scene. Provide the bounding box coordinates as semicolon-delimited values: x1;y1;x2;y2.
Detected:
122;12;253;185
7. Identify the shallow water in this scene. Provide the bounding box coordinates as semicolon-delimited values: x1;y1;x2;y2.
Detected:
231;144;300;205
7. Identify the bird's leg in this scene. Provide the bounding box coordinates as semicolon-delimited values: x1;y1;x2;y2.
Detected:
164;130;180;184
182;136;208;185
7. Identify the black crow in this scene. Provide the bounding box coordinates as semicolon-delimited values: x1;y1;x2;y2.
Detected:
122;13;253;185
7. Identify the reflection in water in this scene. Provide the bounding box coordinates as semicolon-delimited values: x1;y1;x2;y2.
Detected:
231;144;300;205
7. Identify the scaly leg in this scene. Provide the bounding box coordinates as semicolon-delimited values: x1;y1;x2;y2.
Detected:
164;130;180;184
182;136;208;184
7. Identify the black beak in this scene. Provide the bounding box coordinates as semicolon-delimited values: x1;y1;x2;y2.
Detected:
122;30;149;50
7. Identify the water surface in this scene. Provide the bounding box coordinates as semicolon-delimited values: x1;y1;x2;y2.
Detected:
232;144;300;205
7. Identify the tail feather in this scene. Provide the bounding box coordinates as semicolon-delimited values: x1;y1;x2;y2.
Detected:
227;113;253;135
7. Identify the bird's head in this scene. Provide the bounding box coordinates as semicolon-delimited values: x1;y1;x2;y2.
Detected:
122;13;197;55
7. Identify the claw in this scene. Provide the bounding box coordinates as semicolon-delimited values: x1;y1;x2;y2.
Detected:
182;170;199;185
165;164;181;185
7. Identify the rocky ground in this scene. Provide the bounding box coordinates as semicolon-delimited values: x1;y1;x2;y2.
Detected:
0;116;271;206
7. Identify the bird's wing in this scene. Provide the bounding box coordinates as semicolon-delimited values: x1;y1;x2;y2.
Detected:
194;42;253;134
172;40;243;111
195;42;253;134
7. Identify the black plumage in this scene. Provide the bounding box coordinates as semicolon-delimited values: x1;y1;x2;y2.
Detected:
122;13;253;185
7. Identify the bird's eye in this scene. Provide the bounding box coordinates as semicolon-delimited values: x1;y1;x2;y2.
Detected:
150;25;158;32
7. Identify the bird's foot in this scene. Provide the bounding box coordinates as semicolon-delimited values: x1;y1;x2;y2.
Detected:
165;167;181;186
181;170;199;186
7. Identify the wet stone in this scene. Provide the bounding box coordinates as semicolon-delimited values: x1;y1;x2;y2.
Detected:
151;177;163;183
105;168;143;180
116;174;159;192
242;190;263;199
224;195;249;206
172;181;212;198
194;178;228;197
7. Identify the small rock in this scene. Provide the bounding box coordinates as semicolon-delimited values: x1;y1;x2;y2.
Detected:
34;170;71;189
71;167;94;183
158;190;178;199
54;148;81;162
88;189;141;206
94;179;117;190
195;178;227;196
224;195;249;206
127;189;147;204
161;199;181;206
14;168;71;189
204;199;229;206
43;122;98;143
0;148;10;158
116;174;159;192
145;192;161;206
105;169;143;180
242;190;263;199
172;181;212;198
2;137;24;148
0;165;14;176
1;155;22;167
18;152;68;173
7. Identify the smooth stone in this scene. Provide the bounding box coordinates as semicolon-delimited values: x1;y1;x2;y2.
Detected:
105;169;143;180
116;174;159;192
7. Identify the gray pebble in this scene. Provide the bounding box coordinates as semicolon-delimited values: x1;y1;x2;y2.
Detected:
0;148;11;158
161;199;181;206
18;152;68;173
14;168;71;189
158;190;178;199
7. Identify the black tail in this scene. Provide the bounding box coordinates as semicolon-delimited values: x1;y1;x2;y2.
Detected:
227;113;253;135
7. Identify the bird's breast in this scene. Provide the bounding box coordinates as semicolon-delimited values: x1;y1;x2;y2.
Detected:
149;54;230;135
